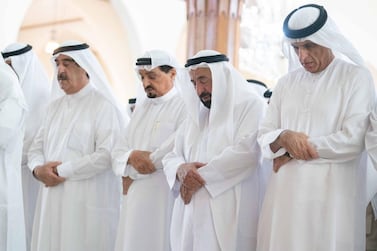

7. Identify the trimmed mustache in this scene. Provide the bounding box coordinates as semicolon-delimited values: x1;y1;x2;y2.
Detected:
58;73;68;81
144;85;154;92
199;92;211;100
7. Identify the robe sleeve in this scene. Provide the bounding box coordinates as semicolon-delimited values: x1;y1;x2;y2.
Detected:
257;79;288;159
366;102;377;170
309;69;376;162
0;100;24;148
123;106;188;181
111;125;134;177
27;119;46;171
149;112;188;170
110;122;145;179
127;131;180;181
199;99;267;198
258;130;288;159
162;123;187;194
57;101;122;180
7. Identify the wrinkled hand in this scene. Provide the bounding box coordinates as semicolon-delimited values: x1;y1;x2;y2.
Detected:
273;153;292;173
122;176;134;195
278;130;319;160
180;185;196;205
128;150;156;174
33;161;65;187
177;162;206;204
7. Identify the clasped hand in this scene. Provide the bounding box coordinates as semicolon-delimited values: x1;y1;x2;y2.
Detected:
177;162;206;205
279;130;318;160
128;150;156;174
122;176;133;195
273;130;319;172
33;161;65;187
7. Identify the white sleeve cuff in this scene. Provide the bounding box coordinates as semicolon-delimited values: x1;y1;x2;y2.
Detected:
28;159;44;172
260;129;286;159
57;162;74;178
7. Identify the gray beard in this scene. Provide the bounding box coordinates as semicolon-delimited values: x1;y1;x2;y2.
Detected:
201;99;211;109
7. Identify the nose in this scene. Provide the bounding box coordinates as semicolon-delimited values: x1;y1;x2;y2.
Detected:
196;83;207;95
57;64;65;74
142;78;150;88
298;47;309;61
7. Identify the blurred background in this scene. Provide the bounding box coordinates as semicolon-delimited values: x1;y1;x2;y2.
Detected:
1;0;376;105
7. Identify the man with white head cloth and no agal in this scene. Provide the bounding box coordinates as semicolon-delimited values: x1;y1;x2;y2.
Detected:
256;4;375;251
27;41;126;251
162;50;267;251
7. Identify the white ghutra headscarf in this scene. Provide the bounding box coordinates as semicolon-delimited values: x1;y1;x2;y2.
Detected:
0;60;27;111
2;43;51;153
177;50;263;157
2;43;51;108
282;4;365;72
133;49;181;110
51;40;128;124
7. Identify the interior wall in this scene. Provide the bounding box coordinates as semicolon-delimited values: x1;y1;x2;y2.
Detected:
239;0;377;86
0;0;31;48
10;0;188;104
17;0;139;104
1;0;376;98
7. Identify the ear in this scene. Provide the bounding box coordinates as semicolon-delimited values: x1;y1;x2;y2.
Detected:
170;68;177;79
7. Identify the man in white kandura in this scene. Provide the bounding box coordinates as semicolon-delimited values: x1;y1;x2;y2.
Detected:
365;68;377;251
0;59;27;251
163;50;267;251
2;43;50;250
112;50;187;251
28;41;127;251
257;4;375;251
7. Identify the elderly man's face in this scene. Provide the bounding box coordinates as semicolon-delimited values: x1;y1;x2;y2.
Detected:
190;67;212;109
55;54;89;94
138;67;175;98
292;40;334;73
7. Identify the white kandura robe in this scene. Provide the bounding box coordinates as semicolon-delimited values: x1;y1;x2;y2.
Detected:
112;87;187;251
257;58;376;251
0;87;27;251
163;96;266;251
16;60;50;251
28;83;122;251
